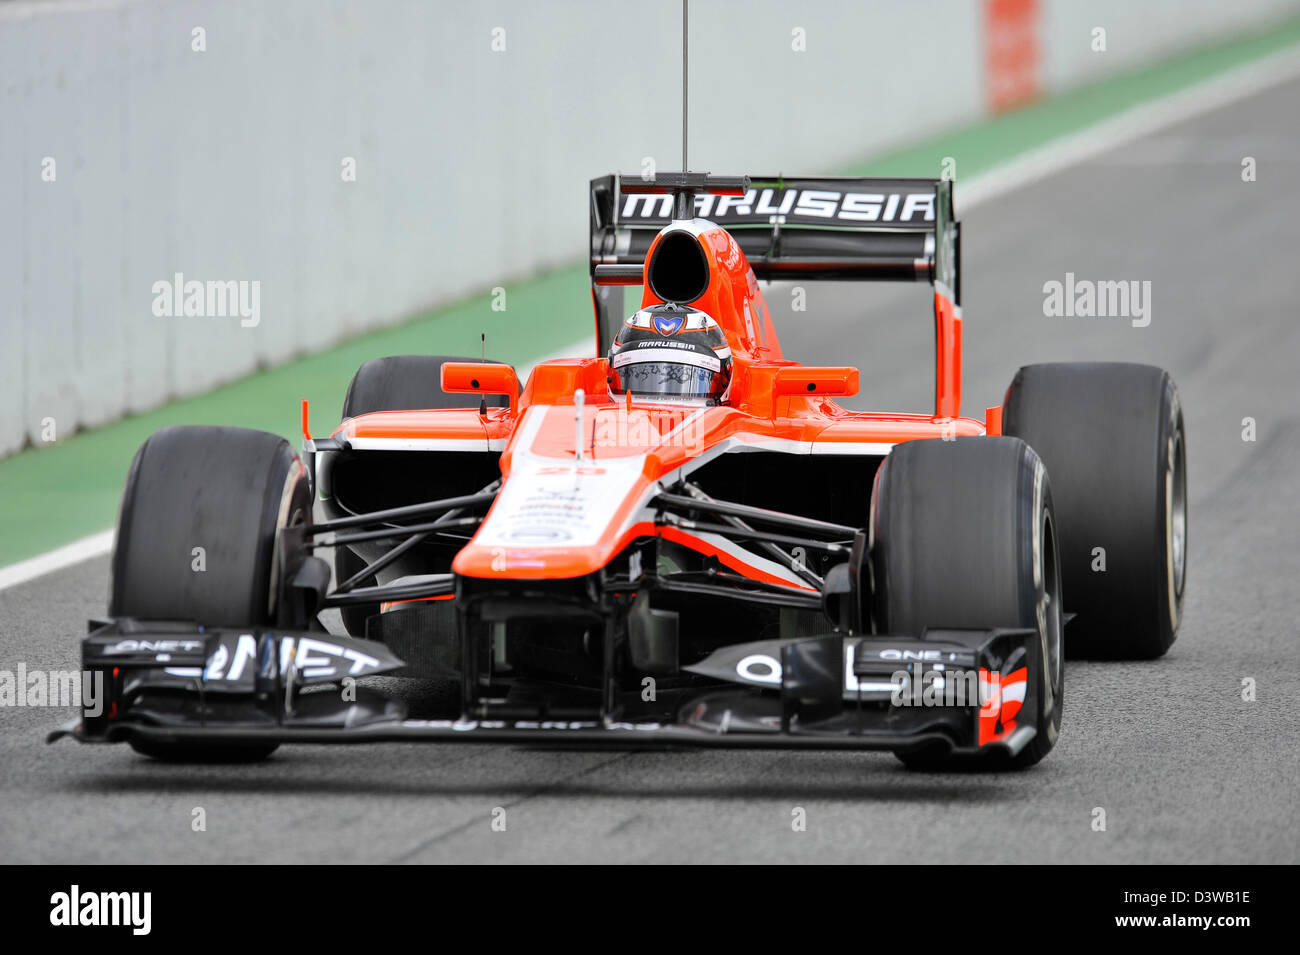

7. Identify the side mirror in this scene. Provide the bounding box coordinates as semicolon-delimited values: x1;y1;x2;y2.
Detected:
441;362;519;413
772;366;859;398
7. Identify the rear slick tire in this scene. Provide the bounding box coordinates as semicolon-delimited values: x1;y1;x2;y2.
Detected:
1002;362;1186;659
336;354;511;636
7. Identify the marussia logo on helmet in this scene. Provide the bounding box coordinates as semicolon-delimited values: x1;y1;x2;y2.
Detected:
651;312;685;335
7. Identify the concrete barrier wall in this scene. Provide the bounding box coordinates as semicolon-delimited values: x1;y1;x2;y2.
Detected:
1;0;1296;457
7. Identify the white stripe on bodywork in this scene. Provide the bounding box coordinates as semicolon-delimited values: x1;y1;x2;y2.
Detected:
697;435;897;458
676;528;815;590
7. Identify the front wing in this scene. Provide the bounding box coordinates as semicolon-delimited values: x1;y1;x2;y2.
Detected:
49;621;1040;758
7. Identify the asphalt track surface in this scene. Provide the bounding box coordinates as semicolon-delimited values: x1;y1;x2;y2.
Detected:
3;78;1298;864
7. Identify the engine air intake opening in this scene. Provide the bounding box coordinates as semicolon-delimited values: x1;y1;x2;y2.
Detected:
647;231;710;304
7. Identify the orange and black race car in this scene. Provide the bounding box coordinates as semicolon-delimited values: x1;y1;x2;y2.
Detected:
51;172;1187;770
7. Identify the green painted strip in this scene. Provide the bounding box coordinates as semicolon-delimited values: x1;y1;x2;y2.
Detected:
847;15;1300;181
3;16;1299;568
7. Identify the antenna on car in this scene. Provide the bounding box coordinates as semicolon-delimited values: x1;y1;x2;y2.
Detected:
589;0;747;271
682;0;688;176
574;388;586;467
478;332;487;414
674;0;692;218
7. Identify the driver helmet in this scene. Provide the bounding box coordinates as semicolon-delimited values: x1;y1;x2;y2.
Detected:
608;304;732;403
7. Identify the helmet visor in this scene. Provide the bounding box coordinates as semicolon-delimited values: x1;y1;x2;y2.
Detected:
613;361;725;399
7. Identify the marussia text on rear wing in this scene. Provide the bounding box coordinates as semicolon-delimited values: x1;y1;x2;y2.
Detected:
590;174;959;292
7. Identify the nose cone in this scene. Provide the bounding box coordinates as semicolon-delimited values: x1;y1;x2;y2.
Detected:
452;401;730;580
452;405;654;581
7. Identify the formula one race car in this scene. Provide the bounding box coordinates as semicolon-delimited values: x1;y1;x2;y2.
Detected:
51;172;1187;770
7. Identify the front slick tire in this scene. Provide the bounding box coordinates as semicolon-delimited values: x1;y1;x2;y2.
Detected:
127;738;279;763
111;426;310;763
870;437;1064;771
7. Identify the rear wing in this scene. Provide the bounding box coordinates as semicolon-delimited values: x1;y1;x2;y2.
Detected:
589;174;960;353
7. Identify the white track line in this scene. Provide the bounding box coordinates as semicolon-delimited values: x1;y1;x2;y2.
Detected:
0;530;114;592
3;41;1299;592
958;41;1300;213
